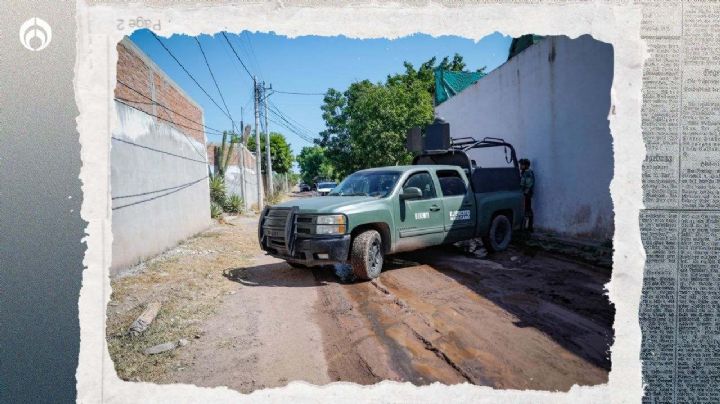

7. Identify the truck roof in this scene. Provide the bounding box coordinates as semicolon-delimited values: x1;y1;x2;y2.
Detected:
357;165;463;173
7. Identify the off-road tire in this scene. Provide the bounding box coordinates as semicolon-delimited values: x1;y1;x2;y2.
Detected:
350;230;384;280
287;262;308;269
482;214;512;253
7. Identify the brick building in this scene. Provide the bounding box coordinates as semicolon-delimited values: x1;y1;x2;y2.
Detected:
115;37;205;144
111;37;211;274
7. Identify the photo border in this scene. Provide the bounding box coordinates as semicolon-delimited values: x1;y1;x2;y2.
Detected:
75;2;646;402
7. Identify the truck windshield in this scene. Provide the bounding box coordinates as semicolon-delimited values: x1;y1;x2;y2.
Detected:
317;182;337;189
328;171;401;197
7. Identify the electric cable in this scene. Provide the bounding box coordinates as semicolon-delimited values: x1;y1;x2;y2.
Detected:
150;31;234;122
194;37;235;128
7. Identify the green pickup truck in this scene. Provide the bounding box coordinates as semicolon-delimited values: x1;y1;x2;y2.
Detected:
258;137;523;280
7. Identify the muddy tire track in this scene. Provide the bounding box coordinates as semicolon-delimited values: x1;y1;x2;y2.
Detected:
315;255;610;391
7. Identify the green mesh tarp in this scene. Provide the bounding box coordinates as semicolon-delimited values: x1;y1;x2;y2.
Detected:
434;68;485;105
507;34;544;60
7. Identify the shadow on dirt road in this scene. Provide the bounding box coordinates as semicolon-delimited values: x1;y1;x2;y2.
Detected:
394;244;614;371
223;262;320;288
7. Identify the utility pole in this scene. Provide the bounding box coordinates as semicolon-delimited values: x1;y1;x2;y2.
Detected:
239;107;247;211
263;82;273;196
254;77;264;210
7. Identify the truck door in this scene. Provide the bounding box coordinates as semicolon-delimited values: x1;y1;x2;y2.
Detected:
396;171;445;249
437;168;476;242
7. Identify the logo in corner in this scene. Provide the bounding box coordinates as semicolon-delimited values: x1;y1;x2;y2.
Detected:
19;17;52;51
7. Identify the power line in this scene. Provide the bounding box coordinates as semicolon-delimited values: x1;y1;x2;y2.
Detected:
242;31;263;81
114;97;214;162
194;37;235;127
267;116;314;144
242;92;254;111
150;31;233;122
218;38;255;102
266;107;312;139
145;34;323;155
112;176;210;200
272;90;326;96
268;114;312;142
112;176;208;210
111;136;208;165
115;97;221;137
221;32;253;80
267;103;317;141
268;101;314;134
114;97;222;138
266;108;316;144
116;79;225;135
270;120;313;143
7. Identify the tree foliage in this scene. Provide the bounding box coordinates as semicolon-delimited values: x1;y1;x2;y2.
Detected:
296;146;335;185
316;53;484;178
247;132;294;174
385;53;482;94
317;80;433;178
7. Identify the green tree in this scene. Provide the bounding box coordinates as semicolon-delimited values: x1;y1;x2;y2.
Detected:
296;146;333;185
247;132;294;174
317;54;484;178
386;54;485;98
316;80;433;178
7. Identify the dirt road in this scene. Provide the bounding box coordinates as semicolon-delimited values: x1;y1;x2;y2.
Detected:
108;213;613;392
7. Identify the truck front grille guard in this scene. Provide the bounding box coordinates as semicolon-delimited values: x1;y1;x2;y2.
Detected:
285;206;299;256
259;206;298;256
258;206;270;251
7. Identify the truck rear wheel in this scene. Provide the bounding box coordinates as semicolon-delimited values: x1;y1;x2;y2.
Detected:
482;214;512;253
350;230;383;280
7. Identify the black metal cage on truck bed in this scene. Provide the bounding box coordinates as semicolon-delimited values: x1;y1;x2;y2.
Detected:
409;121;521;194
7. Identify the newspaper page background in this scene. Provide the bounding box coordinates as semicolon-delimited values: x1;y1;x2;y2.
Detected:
639;0;720;402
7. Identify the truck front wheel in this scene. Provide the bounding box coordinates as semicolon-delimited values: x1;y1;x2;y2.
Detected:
482;214;512;253
350;230;383;280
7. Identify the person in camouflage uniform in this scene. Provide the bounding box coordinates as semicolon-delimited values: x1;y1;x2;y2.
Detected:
519;158;535;232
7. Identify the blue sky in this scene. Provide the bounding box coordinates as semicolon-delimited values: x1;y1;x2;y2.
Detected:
128;30;512;157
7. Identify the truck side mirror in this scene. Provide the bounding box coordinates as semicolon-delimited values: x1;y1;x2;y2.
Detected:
400;187;423;200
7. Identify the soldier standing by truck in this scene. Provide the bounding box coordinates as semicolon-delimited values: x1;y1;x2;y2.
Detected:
519;158;535;232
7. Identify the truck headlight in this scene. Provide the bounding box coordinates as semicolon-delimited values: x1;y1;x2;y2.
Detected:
315;215;346;234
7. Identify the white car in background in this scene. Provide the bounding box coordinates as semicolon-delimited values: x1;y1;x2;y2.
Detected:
315;181;337;196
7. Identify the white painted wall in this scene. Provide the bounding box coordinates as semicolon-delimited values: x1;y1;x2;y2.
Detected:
225;163;259;208
436;35;614;240
111;102;211;274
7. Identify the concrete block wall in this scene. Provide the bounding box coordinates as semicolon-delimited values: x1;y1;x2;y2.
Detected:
111;38;211;275
207;143;259;208
436;35;614;241
225;164;259;208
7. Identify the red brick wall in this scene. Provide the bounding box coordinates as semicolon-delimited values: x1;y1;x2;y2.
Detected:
114;39;205;144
